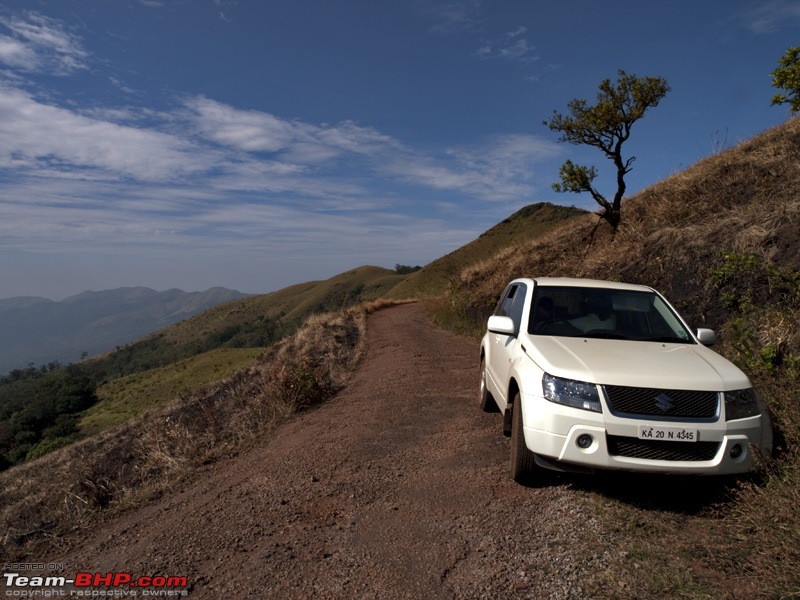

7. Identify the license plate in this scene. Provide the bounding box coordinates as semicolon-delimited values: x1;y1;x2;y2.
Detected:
638;425;698;442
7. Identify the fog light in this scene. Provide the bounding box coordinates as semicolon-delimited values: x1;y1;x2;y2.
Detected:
730;444;743;459
577;434;593;449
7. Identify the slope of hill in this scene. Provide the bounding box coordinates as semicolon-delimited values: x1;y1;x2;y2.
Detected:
385;202;587;299
150;265;404;349
0;287;249;375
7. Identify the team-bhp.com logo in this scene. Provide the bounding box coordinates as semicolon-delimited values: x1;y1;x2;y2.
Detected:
3;571;189;597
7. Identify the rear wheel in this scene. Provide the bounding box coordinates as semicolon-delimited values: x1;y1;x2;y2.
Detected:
479;357;498;412
510;391;538;483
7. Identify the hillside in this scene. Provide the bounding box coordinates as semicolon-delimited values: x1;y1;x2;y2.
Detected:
386;202;587;299
0;287;249;375
158;265;405;349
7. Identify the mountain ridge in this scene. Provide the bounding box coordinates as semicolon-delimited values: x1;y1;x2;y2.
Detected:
0;286;250;374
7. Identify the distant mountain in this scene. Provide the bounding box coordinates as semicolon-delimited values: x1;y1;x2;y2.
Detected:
0;287;250;374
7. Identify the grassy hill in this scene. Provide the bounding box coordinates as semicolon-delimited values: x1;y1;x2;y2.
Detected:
75;266;408;433
152;264;404;348
80;347;265;435
385;202;587;299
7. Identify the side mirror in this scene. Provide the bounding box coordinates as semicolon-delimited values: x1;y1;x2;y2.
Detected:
696;328;716;346
487;315;516;336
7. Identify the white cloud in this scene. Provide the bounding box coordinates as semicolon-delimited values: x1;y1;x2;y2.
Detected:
187;96;294;152
476;27;540;63
0;86;211;181
417;0;484;33
0;85;401;205
315;120;401;154
386;134;560;201
499;38;535;60
0;80;553;209
186;96;401;161
0;34;37;70
741;0;800;33
0;12;88;74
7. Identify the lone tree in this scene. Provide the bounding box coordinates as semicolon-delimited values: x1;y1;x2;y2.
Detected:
545;70;670;231
770;46;800;114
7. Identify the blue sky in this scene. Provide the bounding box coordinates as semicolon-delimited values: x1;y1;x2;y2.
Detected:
0;0;798;299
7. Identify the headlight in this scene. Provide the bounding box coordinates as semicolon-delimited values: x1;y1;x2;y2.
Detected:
725;388;760;421
542;373;602;413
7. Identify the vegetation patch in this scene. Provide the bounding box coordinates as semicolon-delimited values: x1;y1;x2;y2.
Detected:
80;348;265;435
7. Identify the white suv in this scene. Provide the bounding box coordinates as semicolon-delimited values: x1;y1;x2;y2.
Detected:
479;277;773;482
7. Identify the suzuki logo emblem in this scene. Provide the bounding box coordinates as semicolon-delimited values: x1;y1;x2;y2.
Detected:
655;392;674;412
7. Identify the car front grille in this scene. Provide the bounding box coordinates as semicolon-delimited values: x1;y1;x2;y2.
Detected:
603;385;719;419
607;435;721;462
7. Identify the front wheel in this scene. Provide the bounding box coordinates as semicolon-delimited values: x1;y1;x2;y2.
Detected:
510;391;538;484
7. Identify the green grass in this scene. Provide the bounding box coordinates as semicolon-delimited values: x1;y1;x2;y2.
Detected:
80;347;264;434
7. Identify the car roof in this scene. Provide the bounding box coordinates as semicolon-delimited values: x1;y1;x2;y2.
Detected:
524;277;656;293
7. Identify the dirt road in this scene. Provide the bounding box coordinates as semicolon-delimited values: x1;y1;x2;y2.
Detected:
42;303;611;598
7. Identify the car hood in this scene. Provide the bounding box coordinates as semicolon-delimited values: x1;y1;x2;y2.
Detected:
525;335;751;391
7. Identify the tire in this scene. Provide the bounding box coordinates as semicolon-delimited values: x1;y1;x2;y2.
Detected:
510;391;538;484
479;357;499;413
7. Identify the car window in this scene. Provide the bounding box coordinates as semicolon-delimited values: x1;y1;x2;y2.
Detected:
528;285;694;342
507;283;527;332
493;283;528;333
494;284;518;317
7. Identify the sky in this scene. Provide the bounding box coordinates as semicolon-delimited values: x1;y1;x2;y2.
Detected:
0;1;798;300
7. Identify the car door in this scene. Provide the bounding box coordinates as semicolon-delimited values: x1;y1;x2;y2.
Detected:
486;282;527;407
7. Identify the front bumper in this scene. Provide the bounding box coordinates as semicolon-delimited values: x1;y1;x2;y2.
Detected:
520;392;768;475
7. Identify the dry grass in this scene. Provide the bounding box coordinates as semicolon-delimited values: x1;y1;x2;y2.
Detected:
0;301;417;560
448;117;800;597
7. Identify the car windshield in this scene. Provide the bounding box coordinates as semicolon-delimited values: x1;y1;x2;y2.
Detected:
528;285;694;343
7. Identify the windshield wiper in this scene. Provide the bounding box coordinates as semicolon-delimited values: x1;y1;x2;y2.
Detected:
644;335;692;344
581;331;630;340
